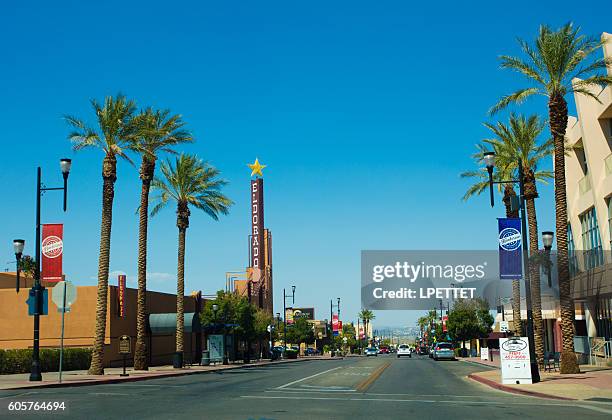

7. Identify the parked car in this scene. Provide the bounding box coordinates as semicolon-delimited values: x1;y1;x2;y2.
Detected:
304;347;319;356
397;344;412;358
417;346;428;355
378;346;390;354
432;342;455;361
365;347;378;357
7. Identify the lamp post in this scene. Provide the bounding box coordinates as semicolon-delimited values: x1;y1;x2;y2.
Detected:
283;286;295;349
13;239;25;293
484;151;540;383
21;159;72;381
542;231;554;288
330;298;341;354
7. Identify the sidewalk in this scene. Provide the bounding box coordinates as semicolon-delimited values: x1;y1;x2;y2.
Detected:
466;363;612;401
0;356;335;391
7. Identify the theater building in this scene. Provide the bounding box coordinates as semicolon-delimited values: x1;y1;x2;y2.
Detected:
0;273;201;367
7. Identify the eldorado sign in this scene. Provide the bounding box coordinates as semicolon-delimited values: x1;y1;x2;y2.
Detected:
250;179;264;270
42;224;63;283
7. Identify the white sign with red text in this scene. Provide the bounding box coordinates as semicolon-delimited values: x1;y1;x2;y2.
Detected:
500;337;532;384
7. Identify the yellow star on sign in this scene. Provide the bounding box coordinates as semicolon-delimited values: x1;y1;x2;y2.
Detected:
248;158;267;177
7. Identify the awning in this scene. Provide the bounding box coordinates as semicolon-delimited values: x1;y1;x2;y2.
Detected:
148;312;201;335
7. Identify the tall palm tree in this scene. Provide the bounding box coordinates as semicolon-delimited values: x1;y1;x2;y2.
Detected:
490;23;612;373
483;114;553;363
132;109;193;371
65;94;138;375
358;309;375;343
150;154;233;367
461;144;524;336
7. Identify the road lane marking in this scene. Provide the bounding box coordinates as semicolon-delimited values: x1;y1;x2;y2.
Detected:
355;362;391;392
241;394;611;414
276;366;343;389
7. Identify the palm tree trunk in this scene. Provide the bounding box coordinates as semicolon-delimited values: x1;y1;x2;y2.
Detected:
503;185;523;336
549;93;579;374
134;158;155;371
175;203;189;366
176;227;185;356
88;155;117;375
526;195;544;363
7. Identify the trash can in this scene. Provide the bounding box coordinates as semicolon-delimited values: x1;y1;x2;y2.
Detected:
201;350;210;366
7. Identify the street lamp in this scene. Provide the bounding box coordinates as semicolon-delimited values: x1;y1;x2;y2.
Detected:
283;286;295;350
542;231;554;287
484;151;540;383
20;159;73;381
13;239;25;293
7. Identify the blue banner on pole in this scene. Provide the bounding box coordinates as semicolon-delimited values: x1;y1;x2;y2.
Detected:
498;218;522;280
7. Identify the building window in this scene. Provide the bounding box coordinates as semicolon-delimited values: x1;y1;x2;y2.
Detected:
580;207;604;270
568;223;578;276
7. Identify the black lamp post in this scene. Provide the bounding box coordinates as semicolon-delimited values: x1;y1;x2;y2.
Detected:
13;239;25;293
24;158;72;381
283;286;295;350
484;151;540;383
542;231;554;287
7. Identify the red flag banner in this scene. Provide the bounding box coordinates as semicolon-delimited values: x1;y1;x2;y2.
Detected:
117;275;126;317
332;314;339;336
42;224;63;283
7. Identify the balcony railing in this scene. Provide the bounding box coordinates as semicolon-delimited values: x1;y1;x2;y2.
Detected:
579;175;591;195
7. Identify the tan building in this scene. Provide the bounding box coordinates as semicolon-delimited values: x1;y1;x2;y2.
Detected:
564;31;612;344
0;273;200;367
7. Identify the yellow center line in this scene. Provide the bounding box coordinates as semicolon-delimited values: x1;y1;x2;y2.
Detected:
355;361;391;393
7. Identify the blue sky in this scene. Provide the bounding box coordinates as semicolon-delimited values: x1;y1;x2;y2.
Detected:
0;1;608;327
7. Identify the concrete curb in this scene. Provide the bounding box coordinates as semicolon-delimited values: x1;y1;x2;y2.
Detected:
2;357;343;391
467;373;576;401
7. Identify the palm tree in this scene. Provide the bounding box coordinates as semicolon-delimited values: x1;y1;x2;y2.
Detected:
461;144;524;336
65;94;138;375
483;114;553;363
490;23;612;373
150;154;233;367
358;309;375;343
132;109;193;371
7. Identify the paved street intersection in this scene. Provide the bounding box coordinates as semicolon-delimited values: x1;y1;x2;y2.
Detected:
1;356;611;419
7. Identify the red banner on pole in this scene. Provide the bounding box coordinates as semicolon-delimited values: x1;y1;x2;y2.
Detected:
332;314;339;336
117;275;126;317
42;224;63;283
442;315;448;333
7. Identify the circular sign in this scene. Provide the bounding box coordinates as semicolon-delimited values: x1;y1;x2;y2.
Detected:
501;338;527;352
499;228;522;251
42;235;63;259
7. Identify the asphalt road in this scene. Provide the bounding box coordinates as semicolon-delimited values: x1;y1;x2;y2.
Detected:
1;354;611;419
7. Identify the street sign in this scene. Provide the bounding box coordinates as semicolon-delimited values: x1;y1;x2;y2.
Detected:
500;337;532;385
119;335;131;354
118;335;131;377
26;288;48;316
480;347;489;361
52;281;77;312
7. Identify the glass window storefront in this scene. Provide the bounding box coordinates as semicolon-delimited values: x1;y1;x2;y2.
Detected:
580;207;604;270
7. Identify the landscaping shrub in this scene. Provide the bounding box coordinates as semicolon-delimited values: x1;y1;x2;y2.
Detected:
0;348;91;375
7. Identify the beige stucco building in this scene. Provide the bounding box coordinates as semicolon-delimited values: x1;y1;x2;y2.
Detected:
564;32;612;344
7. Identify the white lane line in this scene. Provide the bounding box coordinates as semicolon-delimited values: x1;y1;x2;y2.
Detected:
275;366;342;389
241;394;606;414
576;404;612;415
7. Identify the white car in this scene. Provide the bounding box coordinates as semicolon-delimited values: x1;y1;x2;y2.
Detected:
397;344;412;358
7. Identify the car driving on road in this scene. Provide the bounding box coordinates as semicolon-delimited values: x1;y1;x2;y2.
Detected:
365;347;378;357
396;344;411;358
432;342;455;361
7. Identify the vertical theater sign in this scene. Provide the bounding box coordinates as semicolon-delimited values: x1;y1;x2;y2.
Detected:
247;158;273;313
